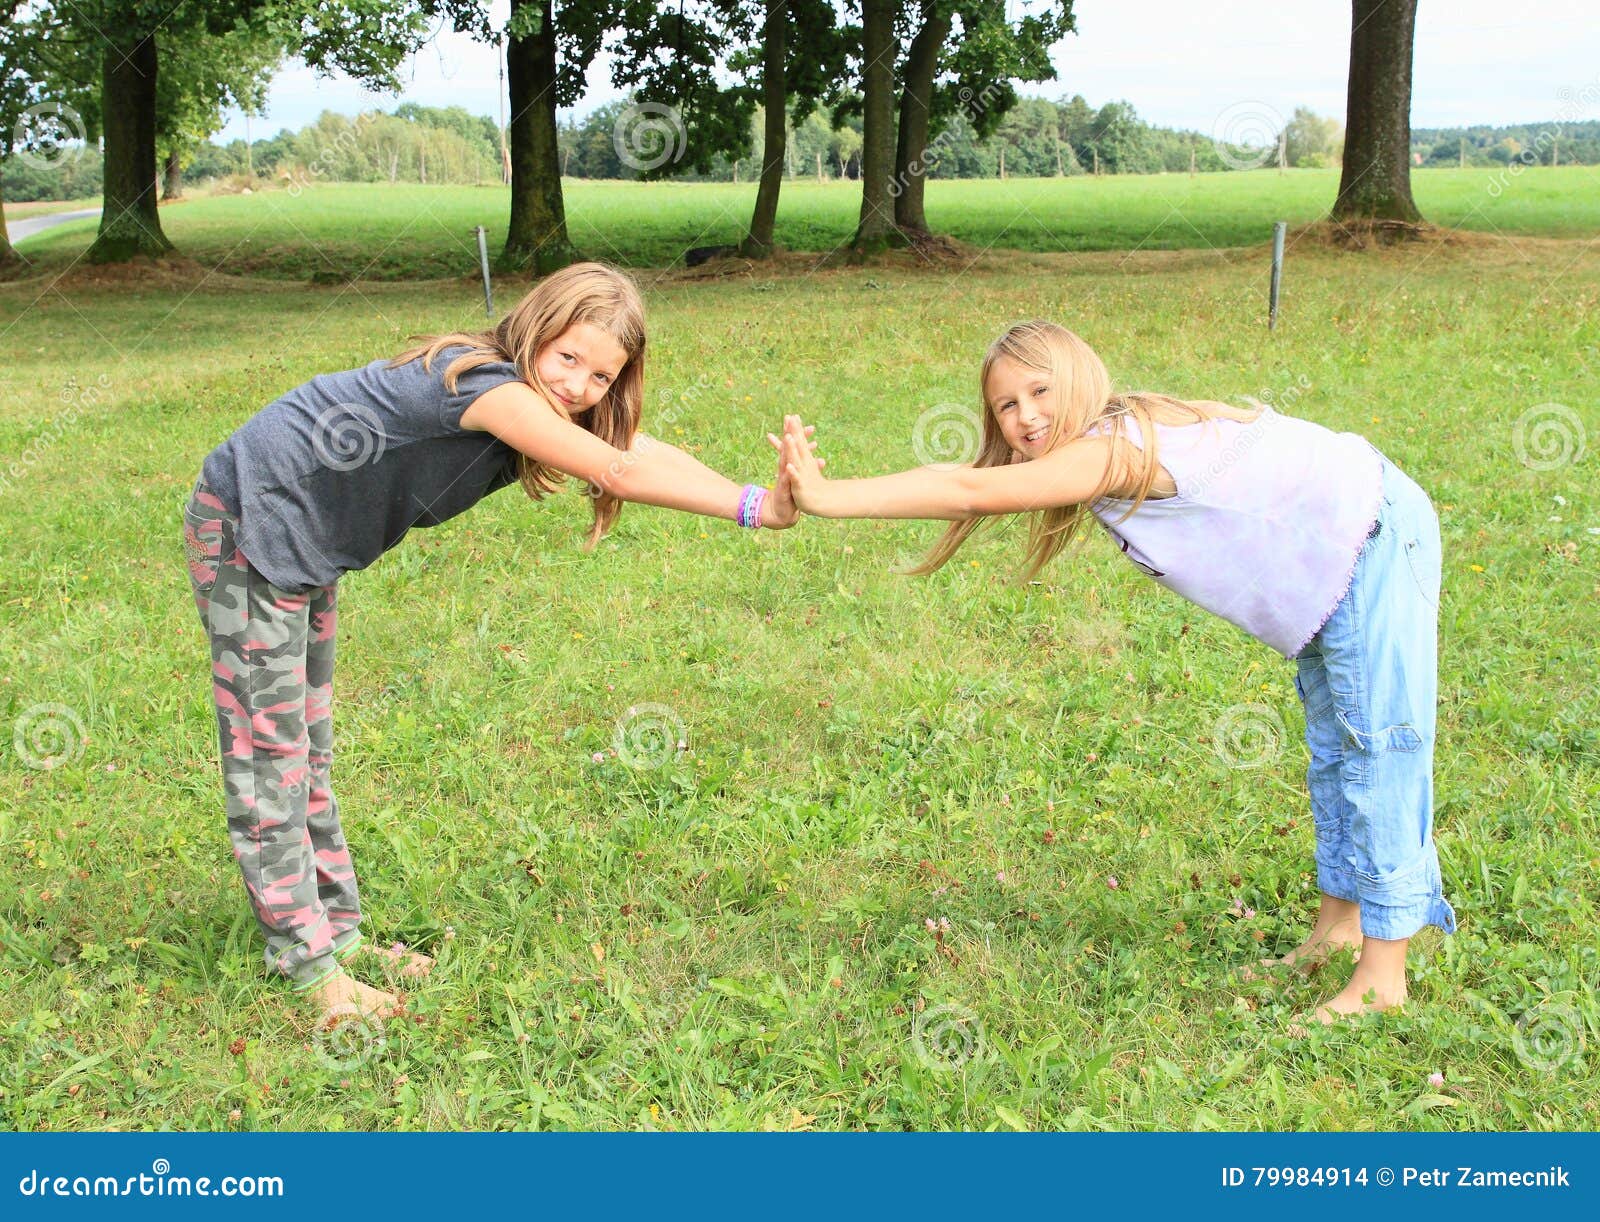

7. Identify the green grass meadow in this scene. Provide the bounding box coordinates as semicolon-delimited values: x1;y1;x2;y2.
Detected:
12;164;1600;280
1;173;1597;1131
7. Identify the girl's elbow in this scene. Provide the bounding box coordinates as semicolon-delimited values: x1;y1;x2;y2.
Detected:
952;469;992;517
588;452;643;502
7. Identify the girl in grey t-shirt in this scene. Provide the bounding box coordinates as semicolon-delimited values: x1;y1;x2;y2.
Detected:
183;262;812;1027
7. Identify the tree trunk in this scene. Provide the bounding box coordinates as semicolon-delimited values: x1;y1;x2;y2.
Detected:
89;32;172;262
739;0;784;262
162;150;182;200
757;66;791;224
852;0;899;251
891;1;950;235
1331;0;1421;223
0;178;19;267
500;0;576;274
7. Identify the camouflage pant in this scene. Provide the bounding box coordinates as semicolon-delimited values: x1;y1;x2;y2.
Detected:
184;476;364;991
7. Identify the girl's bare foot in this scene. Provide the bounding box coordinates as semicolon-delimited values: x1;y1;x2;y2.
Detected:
1305;934;1410;1028
357;941;434;979
1242;894;1361;982
309;967;401;1029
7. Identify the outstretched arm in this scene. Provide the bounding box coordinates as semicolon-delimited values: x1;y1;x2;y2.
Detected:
465;382;812;527
621;430;816;528
780;414;1116;520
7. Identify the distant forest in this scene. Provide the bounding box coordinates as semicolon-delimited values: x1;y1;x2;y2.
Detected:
7;94;1596;203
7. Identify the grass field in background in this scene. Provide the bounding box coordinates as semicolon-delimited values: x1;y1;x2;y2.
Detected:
0;193;1596;1131
8;164;1600;280
4;197;101;222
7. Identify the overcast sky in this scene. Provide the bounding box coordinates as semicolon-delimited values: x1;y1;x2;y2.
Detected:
214;0;1600;144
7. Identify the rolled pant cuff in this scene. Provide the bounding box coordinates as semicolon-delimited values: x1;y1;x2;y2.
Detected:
331;930;364;962
1357;892;1457;941
287;955;343;993
1315;863;1361;906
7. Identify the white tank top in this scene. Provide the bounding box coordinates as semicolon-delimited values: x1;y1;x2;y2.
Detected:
1087;407;1383;657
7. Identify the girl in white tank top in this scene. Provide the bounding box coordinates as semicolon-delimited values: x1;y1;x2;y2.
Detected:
780;321;1453;1030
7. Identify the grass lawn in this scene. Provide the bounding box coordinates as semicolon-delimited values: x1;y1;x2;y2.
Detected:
3;197;101;222
0;209;1596;1130
8;165;1600;280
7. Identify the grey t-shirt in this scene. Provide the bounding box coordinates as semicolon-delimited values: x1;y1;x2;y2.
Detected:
201;346;525;592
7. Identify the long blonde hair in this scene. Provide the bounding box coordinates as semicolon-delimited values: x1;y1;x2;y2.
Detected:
391;261;647;548
916;321;1259;579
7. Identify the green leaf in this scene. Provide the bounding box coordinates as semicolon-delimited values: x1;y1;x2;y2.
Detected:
995;1104;1030;1131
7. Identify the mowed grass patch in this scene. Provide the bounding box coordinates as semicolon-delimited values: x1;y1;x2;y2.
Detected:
7;165;1600;281
0;236;1596;1131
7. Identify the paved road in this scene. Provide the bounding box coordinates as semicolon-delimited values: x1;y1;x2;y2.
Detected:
6;207;101;244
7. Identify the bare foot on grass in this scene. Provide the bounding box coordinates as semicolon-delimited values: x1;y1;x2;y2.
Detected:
1241;894;1362;982
308;968;402;1030
1287;935;1411;1034
357;941;434;979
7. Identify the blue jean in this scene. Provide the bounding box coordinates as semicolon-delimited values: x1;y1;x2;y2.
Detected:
1293;456;1457;941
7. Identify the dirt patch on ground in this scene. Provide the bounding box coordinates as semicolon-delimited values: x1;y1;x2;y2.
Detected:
5;255;474;296
3;254;294;293
1287;218;1494;251
7;226;1593;297
648;237;1257;286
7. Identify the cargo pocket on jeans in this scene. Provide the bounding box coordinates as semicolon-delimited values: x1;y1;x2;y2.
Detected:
1404;535;1441;610
183;501;226;613
1335;706;1423;756
1293;669;1336;722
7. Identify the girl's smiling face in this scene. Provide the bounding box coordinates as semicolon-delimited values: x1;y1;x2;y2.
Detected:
534;322;628;415
985;354;1057;458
